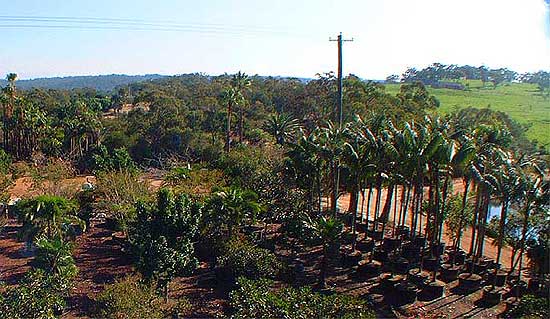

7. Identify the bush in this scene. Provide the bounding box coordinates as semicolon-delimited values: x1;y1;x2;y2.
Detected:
96;275;191;319
94;169;150;232
217;238;281;281
0;270;69;319
92;145;136;173
508;294;549;319
129;189;200;298
229;277;375;319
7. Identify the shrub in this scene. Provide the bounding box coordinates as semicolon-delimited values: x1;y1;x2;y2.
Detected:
129;189;200;298
217;238;281;281
229;277;375;319
0;270;69;319
94;169;150;232
92;145;136;173
508;294;549;319
96;275;191;319
34;238;78;280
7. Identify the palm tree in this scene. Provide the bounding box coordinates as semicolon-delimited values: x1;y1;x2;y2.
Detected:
263;113;301;145
303;214;343;288
207;186;262;237
231;71;251;143
220;87;240;153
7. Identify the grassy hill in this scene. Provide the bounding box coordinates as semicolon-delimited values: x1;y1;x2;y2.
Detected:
385;80;550;149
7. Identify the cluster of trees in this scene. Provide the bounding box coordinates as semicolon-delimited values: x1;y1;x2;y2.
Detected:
391;63;549;92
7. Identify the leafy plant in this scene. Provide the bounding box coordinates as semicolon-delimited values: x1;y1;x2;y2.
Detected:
0;270;69;319
129;189;200;299
217;238;281;281
14;195;81;242
95;275;191;319
34;238;78;280
229;277;375;319
508;294;549;319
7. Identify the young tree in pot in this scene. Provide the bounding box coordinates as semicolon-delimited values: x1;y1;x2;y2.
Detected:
303;214;343;289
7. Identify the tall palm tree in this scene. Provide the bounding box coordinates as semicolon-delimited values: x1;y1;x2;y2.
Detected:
231;71;251;143
220;87;240;153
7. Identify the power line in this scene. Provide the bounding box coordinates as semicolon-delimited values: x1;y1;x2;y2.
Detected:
0;15;311;38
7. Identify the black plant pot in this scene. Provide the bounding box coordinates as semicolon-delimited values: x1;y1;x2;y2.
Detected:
412;236;426;248
383;238;401;251
356;260;382;279
431;242;445;257
373;247;388;262
440;263;460;282
482;286;502;305
458;273;482;292
421;281;445;300
486;270;507;287
394;282;419;305
422;257;439;272
356;238;375;253
392;257;410;275
408;268;430;287
402;245;421;263
343;250;363;267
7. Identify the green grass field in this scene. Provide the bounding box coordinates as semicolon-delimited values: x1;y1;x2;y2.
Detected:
385;80;550;149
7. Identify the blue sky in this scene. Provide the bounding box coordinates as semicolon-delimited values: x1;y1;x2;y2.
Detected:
1;0;549;79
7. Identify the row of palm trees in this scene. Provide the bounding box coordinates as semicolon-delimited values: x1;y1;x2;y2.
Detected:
283;112;548;276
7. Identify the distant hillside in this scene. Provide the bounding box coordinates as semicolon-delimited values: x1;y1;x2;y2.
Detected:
0;74;166;92
385;80;550;149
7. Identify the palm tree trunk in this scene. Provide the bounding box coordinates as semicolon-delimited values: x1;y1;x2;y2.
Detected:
453;178;470;263
225;102;232;153
493;199;508;287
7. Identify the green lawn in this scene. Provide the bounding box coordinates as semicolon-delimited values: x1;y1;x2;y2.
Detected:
384;80;550;149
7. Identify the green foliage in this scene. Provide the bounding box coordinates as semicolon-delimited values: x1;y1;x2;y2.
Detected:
0;149;12;174
96;275;191;319
34;238;78;280
92;145;136;173
129;189;200;295
229;277;375;319
14;195;81;242
217;238;281;281
0;270;69;319
508;294;549;319
444;194;474;243
94;169;150;231
263;113;301;145
163;166;191;186
203;186;262;240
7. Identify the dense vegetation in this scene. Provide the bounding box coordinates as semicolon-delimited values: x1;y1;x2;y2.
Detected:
0;66;548;318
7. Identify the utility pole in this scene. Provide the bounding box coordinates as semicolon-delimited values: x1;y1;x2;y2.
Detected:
330;32;353;126
329;32;353;216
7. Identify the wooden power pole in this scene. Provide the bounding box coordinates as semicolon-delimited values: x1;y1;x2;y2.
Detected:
329;33;353;215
